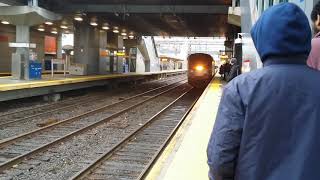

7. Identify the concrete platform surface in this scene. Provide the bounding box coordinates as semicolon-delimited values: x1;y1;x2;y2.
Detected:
146;78;223;180
0;70;186;92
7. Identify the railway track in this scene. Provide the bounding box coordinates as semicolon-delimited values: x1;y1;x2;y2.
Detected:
70;88;200;180
0;80;189;174
0;77;187;140
0;75;186;128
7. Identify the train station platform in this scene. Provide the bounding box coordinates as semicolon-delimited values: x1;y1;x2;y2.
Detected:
146;78;223;180
0;70;186;102
0;70;69;77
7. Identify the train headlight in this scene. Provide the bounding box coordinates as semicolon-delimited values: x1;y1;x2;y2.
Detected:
195;65;204;71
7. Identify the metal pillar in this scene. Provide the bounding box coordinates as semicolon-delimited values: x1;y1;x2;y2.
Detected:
0;4;61;80
106;32;126;73
117;36;124;73
28;0;38;6
74;23;100;75
99;30;109;74
14;25;30;80
57;33;63;59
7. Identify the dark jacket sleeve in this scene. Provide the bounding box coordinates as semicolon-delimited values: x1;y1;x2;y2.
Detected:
207;85;245;180
226;65;240;82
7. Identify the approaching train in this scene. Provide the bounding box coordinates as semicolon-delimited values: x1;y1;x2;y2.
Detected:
187;53;215;88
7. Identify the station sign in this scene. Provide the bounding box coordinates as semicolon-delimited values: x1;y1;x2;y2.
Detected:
220;55;229;59
100;49;109;57
45;36;57;55
9;42;36;48
116;52;126;56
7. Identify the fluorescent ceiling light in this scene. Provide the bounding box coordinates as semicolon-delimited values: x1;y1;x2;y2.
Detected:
1;20;9;24
38;27;45;31
102;23;110;30
129;31;135;39
74;14;83;21
60;25;68;29
90;22;98;26
121;29;127;36
113;27;119;33
51;28;58;34
45;21;53;25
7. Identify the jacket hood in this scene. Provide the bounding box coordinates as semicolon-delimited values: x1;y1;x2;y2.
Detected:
250;3;311;63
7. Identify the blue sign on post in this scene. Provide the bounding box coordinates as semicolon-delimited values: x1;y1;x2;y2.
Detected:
29;62;42;79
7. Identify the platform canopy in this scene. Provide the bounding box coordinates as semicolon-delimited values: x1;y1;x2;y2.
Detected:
0;5;61;25
1;0;240;38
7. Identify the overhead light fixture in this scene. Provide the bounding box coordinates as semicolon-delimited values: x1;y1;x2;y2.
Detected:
37;25;45;32
113;26;119;33
121;29;127;36
60;25;68;29
60;20;68;29
45;21;53;25
90;21;98;26
129;31;135;39
74;14;83;21
60;24;68;29
90;18;98;26
102;23;110;30
64;30;70;34
1;20;9;25
51;28;58;34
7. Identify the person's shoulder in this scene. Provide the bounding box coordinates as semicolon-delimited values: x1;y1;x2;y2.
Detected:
224;69;263;91
230;68;262;82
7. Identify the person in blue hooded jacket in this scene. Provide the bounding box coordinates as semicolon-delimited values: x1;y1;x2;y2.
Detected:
207;3;320;180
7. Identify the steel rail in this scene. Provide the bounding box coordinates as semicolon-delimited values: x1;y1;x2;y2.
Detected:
0;74;178;118
137;91;200;180
0;79;186;148
0;77;186;127
70;88;197;180
0;81;187;172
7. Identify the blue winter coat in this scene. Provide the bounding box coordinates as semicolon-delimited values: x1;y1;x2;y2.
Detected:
207;3;320;180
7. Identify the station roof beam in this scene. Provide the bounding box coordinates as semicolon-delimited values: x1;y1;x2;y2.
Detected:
54;5;229;14
32;0;240;37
